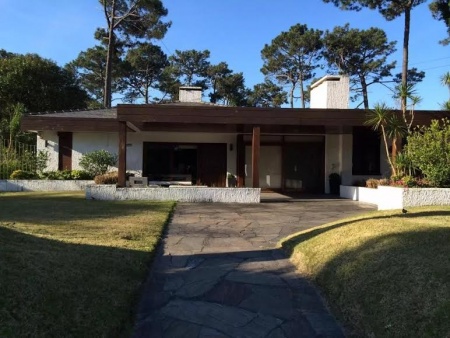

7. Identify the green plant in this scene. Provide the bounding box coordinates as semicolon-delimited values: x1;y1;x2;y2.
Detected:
35;150;49;174
79;150;118;177
406;118;450;187
94;171;119;185
365;178;379;188
378;178;391;186
9;170;37;179
70;170;93;180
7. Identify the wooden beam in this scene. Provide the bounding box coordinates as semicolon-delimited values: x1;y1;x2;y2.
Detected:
118;121;127;187
252;126;260;188
236;134;245;187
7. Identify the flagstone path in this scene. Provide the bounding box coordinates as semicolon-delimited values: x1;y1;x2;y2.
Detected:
133;196;375;337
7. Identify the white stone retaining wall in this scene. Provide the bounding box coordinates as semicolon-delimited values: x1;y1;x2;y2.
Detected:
340;185;450;210
0;180;94;192
86;185;261;203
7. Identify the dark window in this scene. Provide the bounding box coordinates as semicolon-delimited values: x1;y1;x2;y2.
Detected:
352;127;380;175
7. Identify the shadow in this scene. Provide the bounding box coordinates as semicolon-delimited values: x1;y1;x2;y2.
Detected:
133;246;345;338
309;228;450;337
281;209;450;254
0;192;173;224
0;225;154;337
261;192;346;203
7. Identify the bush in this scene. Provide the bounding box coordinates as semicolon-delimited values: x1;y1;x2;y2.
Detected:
94;172;118;185
40;170;93;180
10;170;37;179
406;118;450;187
365;178;379;188
378;178;391;186
79;150;118;177
70;170;93;180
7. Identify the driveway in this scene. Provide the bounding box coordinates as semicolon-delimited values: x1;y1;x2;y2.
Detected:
133;196;375;337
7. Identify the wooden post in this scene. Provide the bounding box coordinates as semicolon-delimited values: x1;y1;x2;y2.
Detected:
118;121;127;187
252;126;260;188
236;134;245;187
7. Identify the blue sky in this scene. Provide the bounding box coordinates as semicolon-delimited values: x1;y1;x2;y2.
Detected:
0;0;448;109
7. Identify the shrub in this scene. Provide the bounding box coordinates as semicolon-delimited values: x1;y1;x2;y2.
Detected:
35;150;49;174
10;170;37;179
70;170;93;180
378;178;391;186
94;172;118;185
365;178;379;188
406;118;450;187
79;150;118;177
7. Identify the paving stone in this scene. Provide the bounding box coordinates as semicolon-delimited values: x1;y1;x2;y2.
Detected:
199;327;231;338
226;270;286;286
203;279;252;306
301;310;345;337
163;319;202;337
161;299;282;337
280;314;317;338
239;284;294;320
266;327;288;338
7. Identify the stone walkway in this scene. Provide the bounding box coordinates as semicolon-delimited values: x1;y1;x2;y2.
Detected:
133;196;375;338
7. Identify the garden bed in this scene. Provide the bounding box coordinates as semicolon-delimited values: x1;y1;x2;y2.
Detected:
340;185;450;210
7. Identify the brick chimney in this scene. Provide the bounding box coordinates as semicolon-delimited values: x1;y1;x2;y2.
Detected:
310;75;349;109
179;86;203;103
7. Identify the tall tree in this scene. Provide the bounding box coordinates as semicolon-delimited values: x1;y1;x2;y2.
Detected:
100;0;170;108
261;24;323;108
169;49;211;88
248;80;288;107
430;0;450;45
323;0;427;110
0;53;88;140
206;62;233;103
120;43;168;103
323;24;396;108
212;72;249;106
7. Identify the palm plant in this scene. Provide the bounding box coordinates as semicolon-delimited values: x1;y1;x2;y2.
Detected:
365;103;407;176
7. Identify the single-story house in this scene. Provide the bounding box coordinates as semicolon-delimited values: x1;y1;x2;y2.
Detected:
20;76;449;193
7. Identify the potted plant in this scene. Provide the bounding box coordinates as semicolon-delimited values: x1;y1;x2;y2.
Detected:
329;173;341;195
227;173;237;187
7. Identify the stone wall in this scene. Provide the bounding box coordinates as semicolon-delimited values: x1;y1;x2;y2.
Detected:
341;185;450;210
86;185;261;203
0;180;94;192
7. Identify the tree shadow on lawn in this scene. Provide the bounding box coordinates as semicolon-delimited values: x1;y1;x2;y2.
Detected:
309;227;450;337
281;209;450;252
0;193;172;224
0;225;154;338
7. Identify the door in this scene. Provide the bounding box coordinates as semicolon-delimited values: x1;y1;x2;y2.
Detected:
283;143;324;193
197;143;227;187
58;132;72;171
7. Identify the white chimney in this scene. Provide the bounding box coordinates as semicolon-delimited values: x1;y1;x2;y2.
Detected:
310;75;349;109
179;86;203;103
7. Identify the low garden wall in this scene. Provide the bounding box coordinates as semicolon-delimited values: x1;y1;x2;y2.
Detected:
85;185;261;203
340;185;450;210
0;180;94;192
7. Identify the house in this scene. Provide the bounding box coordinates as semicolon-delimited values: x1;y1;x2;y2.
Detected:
21;76;448;193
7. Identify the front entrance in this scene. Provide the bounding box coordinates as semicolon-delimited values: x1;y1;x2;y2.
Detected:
283;142;324;193
143;142;227;187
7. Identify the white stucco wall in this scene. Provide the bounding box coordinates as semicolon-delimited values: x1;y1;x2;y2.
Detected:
324;134;352;193
37;131;59;171
244;146;282;188
72;132;119;171
0;180;93;192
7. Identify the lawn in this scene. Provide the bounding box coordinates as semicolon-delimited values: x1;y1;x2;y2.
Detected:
281;206;450;338
0;192;174;337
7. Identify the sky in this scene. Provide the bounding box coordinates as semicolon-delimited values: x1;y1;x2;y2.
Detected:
0;0;449;109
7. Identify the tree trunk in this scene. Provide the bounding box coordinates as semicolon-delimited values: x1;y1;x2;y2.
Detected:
103;0;116;108
289;85;294;108
401;5;411;112
381;125;396;177
299;77;305;108
360;75;369;109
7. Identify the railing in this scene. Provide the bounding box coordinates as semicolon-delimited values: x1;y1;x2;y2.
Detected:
0;138;37;179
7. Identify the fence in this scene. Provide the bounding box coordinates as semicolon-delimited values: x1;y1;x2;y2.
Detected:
0;138;37;179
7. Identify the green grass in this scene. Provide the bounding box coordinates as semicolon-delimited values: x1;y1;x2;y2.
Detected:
281;207;450;337
0;192;174;337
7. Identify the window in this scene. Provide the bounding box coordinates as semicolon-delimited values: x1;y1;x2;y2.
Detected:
352;127;380;175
